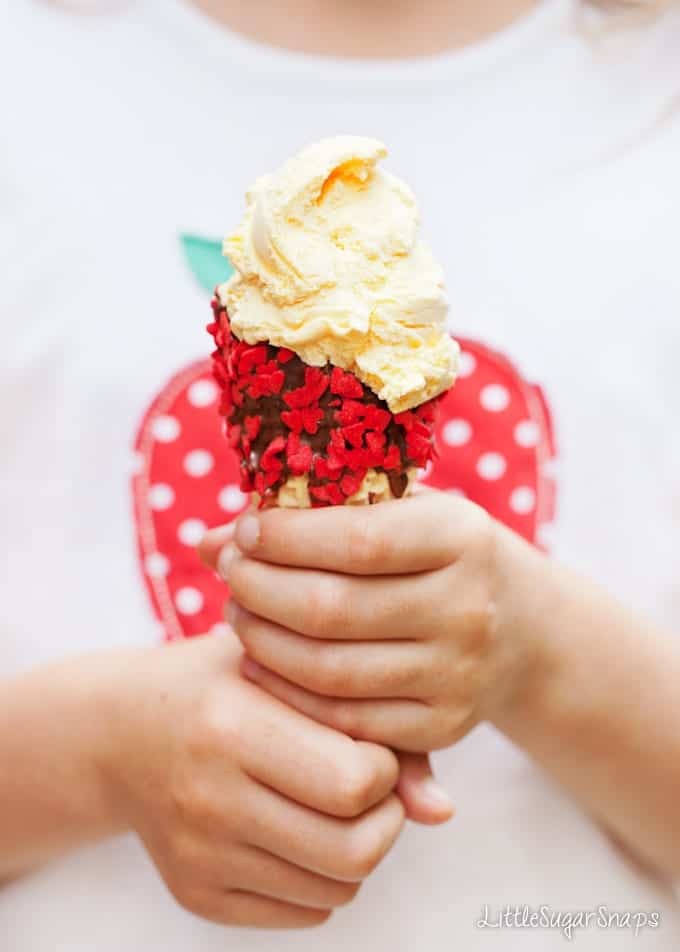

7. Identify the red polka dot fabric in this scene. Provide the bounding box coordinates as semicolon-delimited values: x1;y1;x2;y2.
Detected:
131;337;557;641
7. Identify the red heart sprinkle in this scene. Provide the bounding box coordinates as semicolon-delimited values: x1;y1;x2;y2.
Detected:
244;415;261;440
342;422;367;449
238;344;268;374
383;445;402;470
330;366;364;399
340;471;366;497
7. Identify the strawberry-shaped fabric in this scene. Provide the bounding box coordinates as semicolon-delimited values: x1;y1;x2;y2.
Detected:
132;338;557;641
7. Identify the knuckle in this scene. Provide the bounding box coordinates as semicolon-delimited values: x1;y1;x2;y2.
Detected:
391;654;429;693
169;771;217;829
334;756;382;817
173;700;242;827
436;701;476;747
192;689;241;758
303;909;334;929
459;597;496;657
460;499;494;547
346;520;387;572
313;648;350;695
340;827;386;880
326;700;364;738
231;612;266;657
331;880;362;907
338;795;404;879
167;830;201;871
308;580;351;638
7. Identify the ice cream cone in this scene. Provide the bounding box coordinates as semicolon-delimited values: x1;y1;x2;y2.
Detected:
209;298;430;509
206;136;458;508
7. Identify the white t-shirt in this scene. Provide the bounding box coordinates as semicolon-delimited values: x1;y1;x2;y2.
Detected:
2;0;680;948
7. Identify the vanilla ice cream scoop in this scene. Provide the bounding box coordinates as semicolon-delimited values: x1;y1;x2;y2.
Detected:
220;136;458;413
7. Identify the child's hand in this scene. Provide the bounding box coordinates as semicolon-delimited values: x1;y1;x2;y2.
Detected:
104;634;405;928
203;492;542;754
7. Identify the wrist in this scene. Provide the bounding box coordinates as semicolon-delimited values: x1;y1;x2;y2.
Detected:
489;526;599;745
485;522;560;725
89;646;160;834
0;651;144;872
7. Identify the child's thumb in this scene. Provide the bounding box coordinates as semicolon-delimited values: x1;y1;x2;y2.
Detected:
396;752;455;826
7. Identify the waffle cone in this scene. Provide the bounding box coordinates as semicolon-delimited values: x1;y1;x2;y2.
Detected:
257;466;418;509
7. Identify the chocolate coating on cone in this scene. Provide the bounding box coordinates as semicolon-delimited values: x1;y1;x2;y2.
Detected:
208;295;439;507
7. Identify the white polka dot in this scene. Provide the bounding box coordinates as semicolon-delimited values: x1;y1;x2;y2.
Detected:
480;384;510;413
448;487;467;498
219;485;248;513
458;351;477;378
175;587;204;616
442;419;472;447
514;420;540;448
148;483;175;511
188;379;218;408
184;449;214;478
178;518;207;546
145;552;170;578
151;415;181;443
509;486;536;515
476;452;507;481
211;622;230;637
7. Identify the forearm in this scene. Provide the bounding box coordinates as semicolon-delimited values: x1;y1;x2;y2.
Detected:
493;529;680;879
0;652;130;878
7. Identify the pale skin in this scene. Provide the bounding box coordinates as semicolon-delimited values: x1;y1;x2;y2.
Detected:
0;634;421;926
2;0;678;933
200;491;680;881
190;0;542;58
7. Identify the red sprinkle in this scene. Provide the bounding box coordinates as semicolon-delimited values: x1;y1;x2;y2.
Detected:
335;399;365;426
207;304;443;506
342;422;367;449
314;456;344;481
365;431;387;455
330;366;364;399
244;415;261;440
301;406;324;435
287;433;313;475
238;344;268;374
363;405;391;432
340;471;366;497
394;410;415;431
310;483;345;505
283;367;330;409
261;435;286;473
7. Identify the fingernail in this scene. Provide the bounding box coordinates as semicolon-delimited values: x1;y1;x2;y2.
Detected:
217;545;236;581
235;514;260;553
420;779;454;812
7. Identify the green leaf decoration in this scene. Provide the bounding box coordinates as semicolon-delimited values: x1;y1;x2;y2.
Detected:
180;234;234;293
